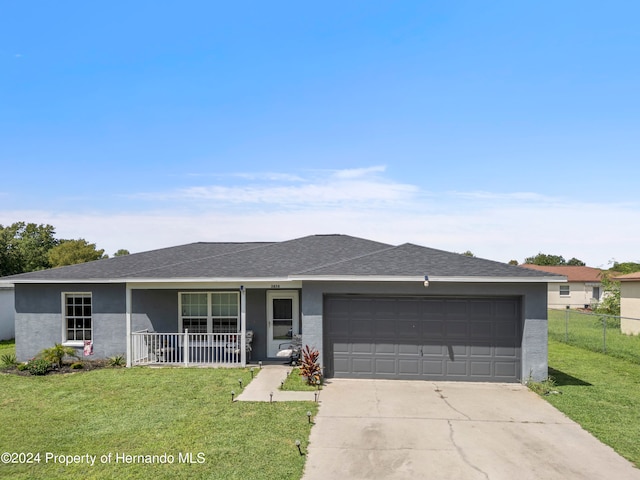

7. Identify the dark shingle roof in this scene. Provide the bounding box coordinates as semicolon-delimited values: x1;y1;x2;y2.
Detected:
3;234;561;282
296;243;559;278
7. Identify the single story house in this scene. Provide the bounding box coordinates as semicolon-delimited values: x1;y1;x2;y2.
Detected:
4;234;563;382
0;283;15;341
520;265;602;309
613;272;640;335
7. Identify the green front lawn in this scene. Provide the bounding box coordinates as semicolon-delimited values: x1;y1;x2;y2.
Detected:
543;339;640;466
0;367;316;479
0;338;15;357
281;368;321;392
548;309;640;364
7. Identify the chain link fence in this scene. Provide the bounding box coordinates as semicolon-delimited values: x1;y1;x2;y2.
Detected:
548;308;640;364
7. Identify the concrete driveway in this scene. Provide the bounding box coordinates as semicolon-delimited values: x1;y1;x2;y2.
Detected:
302;379;640;480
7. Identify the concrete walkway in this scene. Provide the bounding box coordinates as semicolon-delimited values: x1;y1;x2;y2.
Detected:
236;365;320;402
302;379;640;480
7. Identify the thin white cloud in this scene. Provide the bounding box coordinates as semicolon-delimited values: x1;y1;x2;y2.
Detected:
135;166;418;207
3;167;639;268
332;165;387;179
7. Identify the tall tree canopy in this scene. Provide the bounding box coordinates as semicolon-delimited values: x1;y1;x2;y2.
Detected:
48;239;107;267
524;253;585;266
0;221;125;276
0;222;57;276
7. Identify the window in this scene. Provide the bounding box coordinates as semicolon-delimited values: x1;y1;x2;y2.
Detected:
559;285;570;297
179;292;239;333
64;293;92;343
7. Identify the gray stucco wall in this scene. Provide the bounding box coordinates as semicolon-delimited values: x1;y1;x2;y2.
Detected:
300;281;549;382
15;283;126;361
0;287;15;341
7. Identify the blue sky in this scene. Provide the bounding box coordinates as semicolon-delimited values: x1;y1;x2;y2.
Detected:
1;1;639;267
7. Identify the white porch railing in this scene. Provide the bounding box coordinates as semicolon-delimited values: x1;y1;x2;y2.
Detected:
131;330;249;367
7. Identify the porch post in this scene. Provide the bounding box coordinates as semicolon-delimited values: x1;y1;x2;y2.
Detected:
240;285;246;366
125;284;132;368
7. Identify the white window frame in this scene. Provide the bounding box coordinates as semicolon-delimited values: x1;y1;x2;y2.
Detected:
178;291;240;334
559;285;570;297
61;292;92;347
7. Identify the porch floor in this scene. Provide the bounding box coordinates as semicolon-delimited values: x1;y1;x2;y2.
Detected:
236;365;321;402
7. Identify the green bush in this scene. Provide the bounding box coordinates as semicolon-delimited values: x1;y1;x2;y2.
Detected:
39;343;79;369
107;355;125;367
0;353;18;368
16;363;29;371
70;362;84;370
27;358;51;376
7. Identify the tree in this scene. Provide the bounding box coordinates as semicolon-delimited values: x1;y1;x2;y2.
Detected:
567;257;586;266
460;250;475;257
48;239;107;267
0;222;58;276
508;260;519;266
594;273;620;316
610;261;640;275
524;253;567;266
114;249;130;257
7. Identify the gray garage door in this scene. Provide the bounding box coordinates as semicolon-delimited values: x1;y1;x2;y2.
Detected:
324;295;522;382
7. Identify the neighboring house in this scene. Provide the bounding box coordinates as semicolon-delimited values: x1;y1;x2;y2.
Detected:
0;283;15;340
613;272;640;335
3;234;564;383
520;265;603;309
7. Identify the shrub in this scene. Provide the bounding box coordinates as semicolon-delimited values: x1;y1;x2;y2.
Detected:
527;376;559;396
299;345;322;386
39;343;80;369
27;358;51;376
107;355;125;367
70;362;84;370
16;363;29;371
0;353;18;368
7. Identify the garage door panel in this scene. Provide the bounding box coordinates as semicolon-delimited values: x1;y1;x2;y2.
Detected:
469;344;492;356
325;296;521;382
495;346;518;357
446;362;469;376
470;361;492;377
352;358;373;374
469;301;493;316
422;360;445;375
422;322;444;338
333;342;350;354
328;319;349;335
398;344;420;355
470;321;492;337
333;357;350;374
495;362;518;378
495;321;518;337
351;319;373;336
375;343;396;354
446;322;468;337
375;319;396;337
351;342;374;354
375;358;397;374
422;344;445;355
397;320;419;337
398;359;420;375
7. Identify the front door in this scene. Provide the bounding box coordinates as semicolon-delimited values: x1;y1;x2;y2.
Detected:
267;290;299;357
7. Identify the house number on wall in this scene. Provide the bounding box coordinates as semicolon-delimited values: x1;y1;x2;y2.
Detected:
271;284;281;289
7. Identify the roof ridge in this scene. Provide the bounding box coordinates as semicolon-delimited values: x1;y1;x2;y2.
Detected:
110;242;277;278
293;243;399;274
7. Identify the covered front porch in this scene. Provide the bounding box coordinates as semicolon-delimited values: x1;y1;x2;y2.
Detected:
125;282;301;368
131;330;253;366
